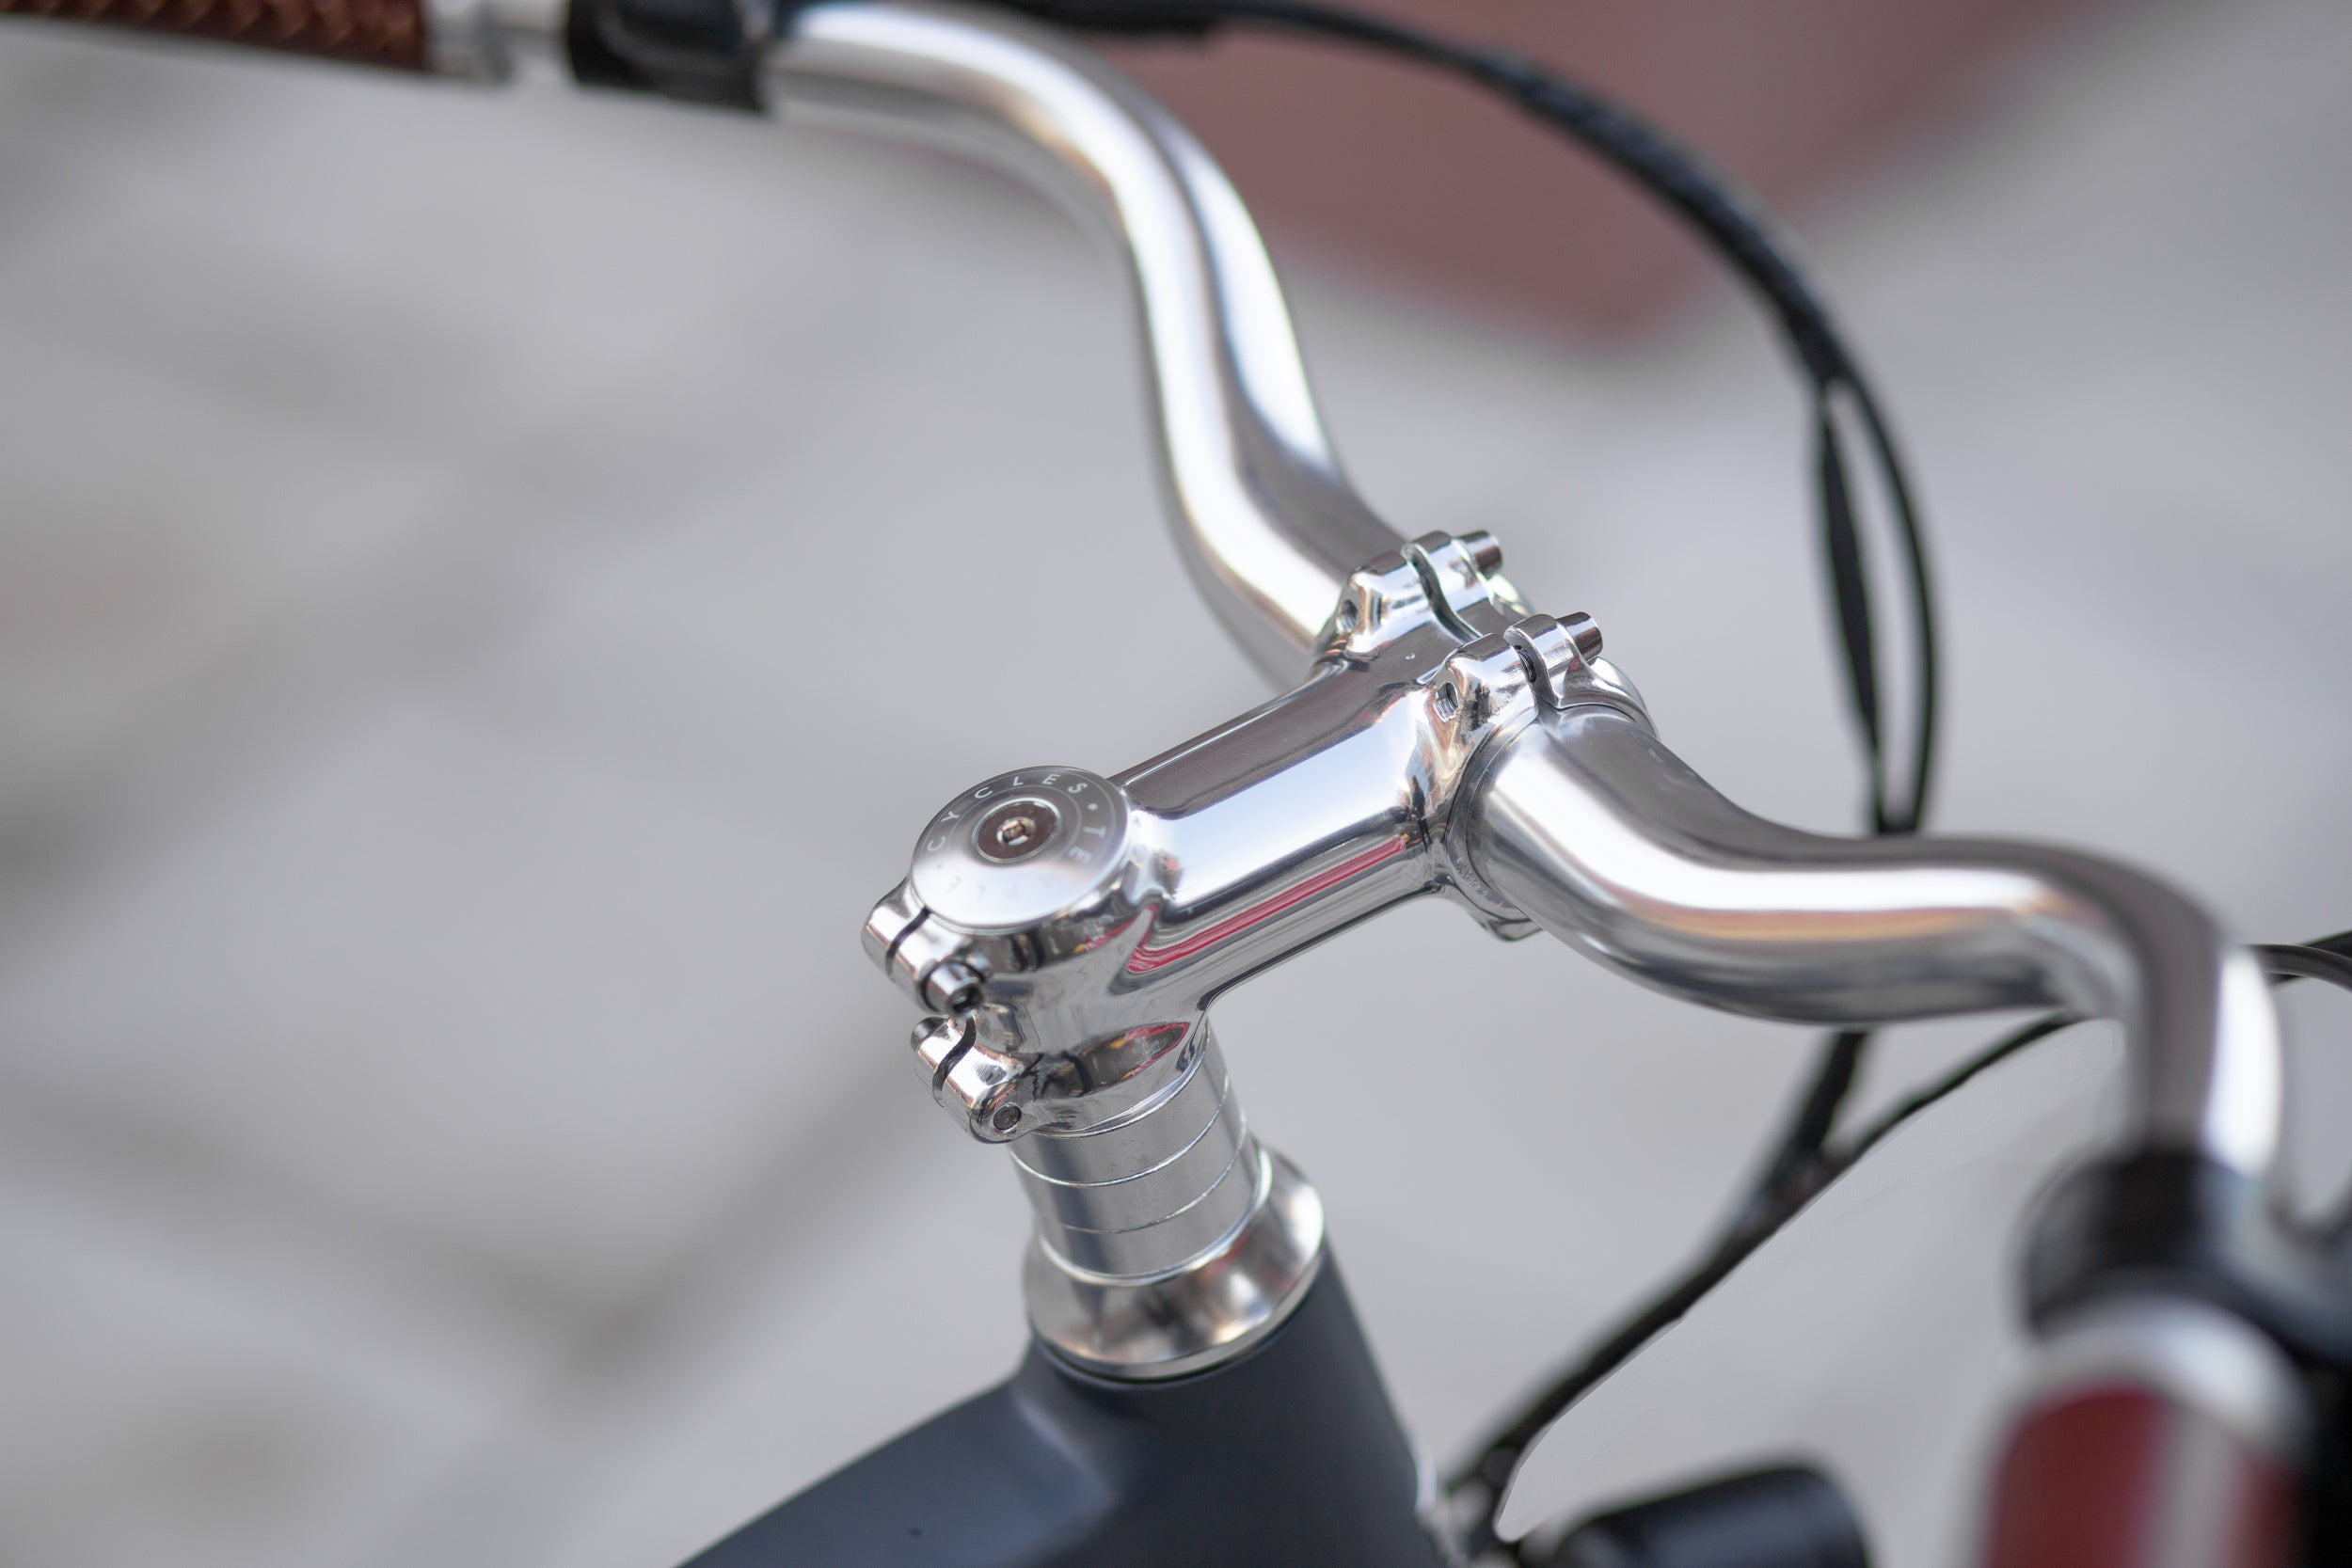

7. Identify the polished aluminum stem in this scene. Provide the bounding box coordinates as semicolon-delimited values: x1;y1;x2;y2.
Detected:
862;532;1619;1376
763;1;1404;684
1465;705;2281;1176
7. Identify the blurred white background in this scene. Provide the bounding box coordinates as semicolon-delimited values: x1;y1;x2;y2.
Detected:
1;2;2347;1565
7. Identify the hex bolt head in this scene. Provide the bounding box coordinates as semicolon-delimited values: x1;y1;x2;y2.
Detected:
921;958;984;1014
940;1038;1025;1141
974;797;1061;863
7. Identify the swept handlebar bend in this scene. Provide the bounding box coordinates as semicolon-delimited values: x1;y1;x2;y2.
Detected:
768;1;1405;684
1;0;2282;1202
1466;707;2280;1176
2;0;2302;1544
755;2;2283;1184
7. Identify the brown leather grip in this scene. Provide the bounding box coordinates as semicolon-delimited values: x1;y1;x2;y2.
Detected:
0;0;428;71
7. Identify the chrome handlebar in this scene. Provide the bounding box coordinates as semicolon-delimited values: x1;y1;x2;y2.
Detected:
771;1;1403;684
427;0;2289;1391
14;0;2304;1531
774;0;2280;1184
1468;707;2280;1175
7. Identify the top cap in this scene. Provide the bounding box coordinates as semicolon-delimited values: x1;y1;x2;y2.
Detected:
907;768;1133;934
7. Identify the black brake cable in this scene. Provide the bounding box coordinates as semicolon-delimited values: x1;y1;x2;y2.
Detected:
977;5;1951;1557
983;5;1943;1555
1457;932;2352;1560
980;9;2350;1560
995;0;1940;836
992;0;1947;1354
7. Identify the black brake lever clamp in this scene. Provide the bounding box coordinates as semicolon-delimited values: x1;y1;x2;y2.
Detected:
2025;1150;2352;1374
569;0;812;109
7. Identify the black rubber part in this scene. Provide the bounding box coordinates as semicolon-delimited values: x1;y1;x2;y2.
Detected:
679;1262;1446;1568
984;0;1217;35
568;0;809;109
2024;1151;2352;1370
1531;1465;1870;1568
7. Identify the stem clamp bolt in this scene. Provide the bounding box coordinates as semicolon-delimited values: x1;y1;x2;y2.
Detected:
921;958;984;1014
1506;611;1603;708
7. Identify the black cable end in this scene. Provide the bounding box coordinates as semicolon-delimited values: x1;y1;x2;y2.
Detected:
2025;1151;2352;1371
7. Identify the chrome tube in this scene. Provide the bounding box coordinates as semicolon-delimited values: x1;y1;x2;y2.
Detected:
1464;705;2282;1176
757;4;2284;1181
762;2;1403;684
768;1;2286;1396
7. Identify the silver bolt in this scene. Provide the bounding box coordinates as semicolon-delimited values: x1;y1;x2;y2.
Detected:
921;958;983;1014
1561;611;1602;662
974;797;1062;863
911;1013;973;1089
1459;530;1504;577
1505;612;1606;709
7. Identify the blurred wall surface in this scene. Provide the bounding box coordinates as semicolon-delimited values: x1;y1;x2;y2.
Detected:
1111;0;2109;330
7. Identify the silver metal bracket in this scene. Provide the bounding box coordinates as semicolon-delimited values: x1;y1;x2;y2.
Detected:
862;531;1646;1376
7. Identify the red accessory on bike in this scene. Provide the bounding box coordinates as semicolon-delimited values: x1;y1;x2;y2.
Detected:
1982;1384;2297;1568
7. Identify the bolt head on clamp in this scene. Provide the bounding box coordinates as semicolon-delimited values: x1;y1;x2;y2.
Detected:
1508;611;1604;707
863;767;1144;1142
